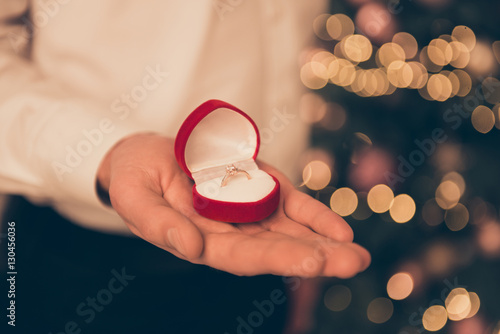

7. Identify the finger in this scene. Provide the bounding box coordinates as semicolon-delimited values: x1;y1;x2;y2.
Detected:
320;242;371;278
109;176;204;260
283;189;354;242
198;231;325;276
197;229;370;277
259;162;354;243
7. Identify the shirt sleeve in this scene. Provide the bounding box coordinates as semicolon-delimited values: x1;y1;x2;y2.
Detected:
0;1;140;210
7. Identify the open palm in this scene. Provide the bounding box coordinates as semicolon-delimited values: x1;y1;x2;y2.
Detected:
98;134;370;277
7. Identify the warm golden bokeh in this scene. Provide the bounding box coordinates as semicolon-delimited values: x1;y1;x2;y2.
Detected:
387;61;413;88
435;180;461;209
408;61;428;89
423;305;448;331
313;14;333;41
390;194;416;223
367;184;394;213
301;62;328;90
387;272;414;300
344;34;372;63
442;172;466;196
302;160;331;190
377;43;406;67
426;73;453;101
392;32;419;59
326;13;355;41
471;105;495;134
466;292;481;319
330;187;358;216
451;25;476;51
494;104;500;130
445;288;471;321
449;41;470;68
449;69;472;97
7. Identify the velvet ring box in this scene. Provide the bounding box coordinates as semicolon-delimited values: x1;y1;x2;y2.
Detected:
174;100;280;223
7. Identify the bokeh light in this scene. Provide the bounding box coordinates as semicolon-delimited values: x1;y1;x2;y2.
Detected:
387;61;413;88
423;305;448;331
367;184;394;213
387;272;414;300
355;3;396;44
435;180;461;209
442;172;466;196
426;73;453;102
449;41;470;68
303;160;331;190
390;194;416;223
445;288;471;321
326;13;355;41
427;38;453;66
344;34;373;63
451;25;476;52
330;187;358;216
301;62;329;90
367;297;393;324
313;14;333;41
422;199;445;226
466;292;480;319
324;285;352;312
468;40;498;77
392;32;419;59
444;203;469;231
377;43;406;67
471;105;495;134
452;69;472;97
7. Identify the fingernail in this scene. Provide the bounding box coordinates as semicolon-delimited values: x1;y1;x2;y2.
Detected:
167;228;186;257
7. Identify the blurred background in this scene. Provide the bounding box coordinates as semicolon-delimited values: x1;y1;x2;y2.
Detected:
297;0;500;333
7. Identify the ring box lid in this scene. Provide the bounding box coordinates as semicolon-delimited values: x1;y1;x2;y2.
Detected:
174;99;260;180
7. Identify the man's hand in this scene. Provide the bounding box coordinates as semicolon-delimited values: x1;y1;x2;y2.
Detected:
97;133;370;277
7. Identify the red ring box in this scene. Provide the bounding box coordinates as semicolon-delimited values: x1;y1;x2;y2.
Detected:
174;100;280;223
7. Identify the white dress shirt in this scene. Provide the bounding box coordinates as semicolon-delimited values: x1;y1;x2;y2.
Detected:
0;0;326;234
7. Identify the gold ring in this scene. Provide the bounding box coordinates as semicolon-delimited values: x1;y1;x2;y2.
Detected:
221;164;251;187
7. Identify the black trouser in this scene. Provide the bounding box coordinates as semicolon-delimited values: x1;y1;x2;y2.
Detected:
1;196;288;334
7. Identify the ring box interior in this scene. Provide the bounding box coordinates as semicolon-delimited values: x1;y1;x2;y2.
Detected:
174;100;280;223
